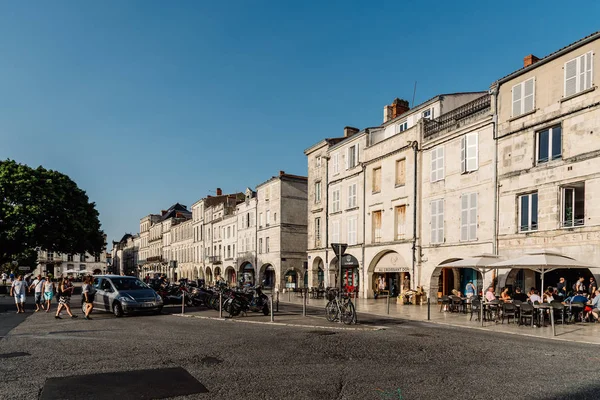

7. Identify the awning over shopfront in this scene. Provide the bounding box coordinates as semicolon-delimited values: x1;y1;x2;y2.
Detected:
439;254;510;290
373;252;409;273
331;254;359;268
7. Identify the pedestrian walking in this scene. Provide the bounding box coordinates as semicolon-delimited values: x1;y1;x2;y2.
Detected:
55;277;77;319
81;276;96;320
1;272;7;285
9;271;15;283
29;274;46;312
43;276;55;313
10;275;27;313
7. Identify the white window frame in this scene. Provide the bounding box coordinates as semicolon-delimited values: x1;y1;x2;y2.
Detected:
396;121;408;133
460;132;479;173
331;220;340;244
266;210;270;226
259;213;263;228
372;210;382;243
314;181;321;203
395;205;406;240
561;184;585;228
316;156;322;168
347;183;357;208
460;193;478;242
332;153;340;175
265;237;270;253
518;192;538;232
332;188;340;212
564;51;593;98
346;145;358;169
430;199;444;244
512;77;535;117
536;125;562;164
430;147;445;182
347;216;357;245
422;109;433;120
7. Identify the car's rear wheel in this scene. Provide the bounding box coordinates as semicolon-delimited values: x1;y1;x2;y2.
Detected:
113;302;123;318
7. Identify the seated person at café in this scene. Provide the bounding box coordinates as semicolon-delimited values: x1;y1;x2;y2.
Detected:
500;287;511;301
566;291;588;304
485;287;496;302
512;287;528;302
543;287;555;303
528;289;542;304
556;277;567;298
590;289;600;321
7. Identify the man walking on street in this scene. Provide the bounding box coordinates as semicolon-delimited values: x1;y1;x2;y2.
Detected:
10;275;27;313
29;274;46;312
1;272;7;286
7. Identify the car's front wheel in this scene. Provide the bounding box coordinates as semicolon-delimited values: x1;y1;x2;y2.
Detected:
113;302;123;318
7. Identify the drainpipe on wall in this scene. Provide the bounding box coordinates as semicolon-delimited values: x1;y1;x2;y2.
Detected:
361;159;367;299
492;85;500;291
410;140;419;289
324;154;330;286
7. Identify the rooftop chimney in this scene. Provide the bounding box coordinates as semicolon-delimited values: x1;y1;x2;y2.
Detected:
344;126;360;138
384;98;410;123
279;170;285;176
524;54;540;67
216;188;222;196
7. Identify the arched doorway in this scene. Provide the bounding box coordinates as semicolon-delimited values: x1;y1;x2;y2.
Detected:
330;254;360;293
260;264;275;288
239;262;255;285
429;259;483;301
225;266;236;286
214;267;222;282
206;267;213;284
367;251;408;298
311;257;325;288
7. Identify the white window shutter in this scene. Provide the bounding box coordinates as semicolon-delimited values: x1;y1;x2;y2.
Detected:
430;201;437;243
439;147;445;180
431;149;437;182
437;200;444;243
469;193;478;240
565;59;577;97
467;132;478;172
461;195;468;241
345;149;349;170
355;144;359;165
523;78;534;113
460;136;466;173
585;52;593;91
512;83;522;117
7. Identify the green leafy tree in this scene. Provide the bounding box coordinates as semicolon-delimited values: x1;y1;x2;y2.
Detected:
0;159;105;266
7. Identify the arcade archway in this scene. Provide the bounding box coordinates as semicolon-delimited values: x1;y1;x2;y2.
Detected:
260;264;275;288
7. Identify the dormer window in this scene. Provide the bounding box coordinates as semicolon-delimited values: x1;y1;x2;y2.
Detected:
396;121;408;133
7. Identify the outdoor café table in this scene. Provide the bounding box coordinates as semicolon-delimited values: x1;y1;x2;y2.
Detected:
533;303;552;327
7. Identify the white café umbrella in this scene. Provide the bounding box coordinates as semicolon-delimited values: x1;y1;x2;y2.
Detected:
439;254;510;293
488;250;597;296
64;269;77;274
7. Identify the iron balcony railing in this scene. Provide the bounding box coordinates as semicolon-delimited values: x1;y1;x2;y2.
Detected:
207;256;222;264
424;94;491;137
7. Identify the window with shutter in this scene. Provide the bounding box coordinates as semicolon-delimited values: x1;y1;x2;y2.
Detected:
372;167;381;193
332;220;340;243
460;193;478;241
461;133;479;173
332;189;340;212
395;159;406;186
395;205;406;240
565;52;593;97
431;147;444;182
347;216;357;245
348;183;357;208
512;78;535;117
372;211;382;243
332;153;339;174
430;199;444;244
347;145;358;169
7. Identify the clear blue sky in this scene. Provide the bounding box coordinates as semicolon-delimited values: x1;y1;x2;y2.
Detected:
0;1;598;247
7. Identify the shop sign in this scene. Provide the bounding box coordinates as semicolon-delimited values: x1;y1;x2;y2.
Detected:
376;266;410;273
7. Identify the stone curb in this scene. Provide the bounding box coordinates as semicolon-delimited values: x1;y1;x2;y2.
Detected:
170;313;385;331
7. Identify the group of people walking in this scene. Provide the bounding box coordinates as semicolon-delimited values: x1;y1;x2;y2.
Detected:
8;274;96;320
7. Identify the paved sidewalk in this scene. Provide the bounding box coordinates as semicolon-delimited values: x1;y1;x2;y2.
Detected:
277;294;600;345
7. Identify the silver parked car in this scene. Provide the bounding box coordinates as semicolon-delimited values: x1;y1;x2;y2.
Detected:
87;275;163;317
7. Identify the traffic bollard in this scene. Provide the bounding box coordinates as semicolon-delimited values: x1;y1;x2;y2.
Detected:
354;292;359;324
276;291;279;313
303;290;307;317
181;291;185;315
427;297;430;321
550;308;555;336
386;294;390;315
270;295;274;322
288;289;291;302
219;292;223;319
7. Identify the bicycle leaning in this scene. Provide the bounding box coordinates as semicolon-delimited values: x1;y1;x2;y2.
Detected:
324;289;356;325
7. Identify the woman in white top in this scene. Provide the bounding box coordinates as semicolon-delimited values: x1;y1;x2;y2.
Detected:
82;276;96;320
43;277;55;313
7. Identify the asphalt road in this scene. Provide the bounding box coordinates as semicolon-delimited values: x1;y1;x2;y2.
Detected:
1;294;600;400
